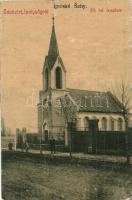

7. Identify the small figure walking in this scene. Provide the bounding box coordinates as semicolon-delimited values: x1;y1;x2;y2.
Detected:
8;141;13;151
25;141;30;153
49;136;56;155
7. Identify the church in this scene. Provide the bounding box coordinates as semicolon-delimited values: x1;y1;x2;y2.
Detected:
37;18;126;146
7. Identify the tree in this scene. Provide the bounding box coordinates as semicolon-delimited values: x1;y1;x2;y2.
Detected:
110;79;132;164
60;94;78;157
60;94;78;123
110;79;132;129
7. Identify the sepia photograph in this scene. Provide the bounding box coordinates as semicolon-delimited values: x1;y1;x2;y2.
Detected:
1;0;132;199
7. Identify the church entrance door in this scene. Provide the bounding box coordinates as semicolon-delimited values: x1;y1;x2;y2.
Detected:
45;130;49;142
43;123;49;143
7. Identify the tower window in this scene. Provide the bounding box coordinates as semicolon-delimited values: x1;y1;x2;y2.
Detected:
56;67;62;89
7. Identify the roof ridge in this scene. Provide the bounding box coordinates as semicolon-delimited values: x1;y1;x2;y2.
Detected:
67;88;107;93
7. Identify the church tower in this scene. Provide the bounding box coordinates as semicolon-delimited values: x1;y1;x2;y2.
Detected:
38;17;67;142
42;17;66;92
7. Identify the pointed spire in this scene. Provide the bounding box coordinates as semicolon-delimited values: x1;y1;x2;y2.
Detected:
52;15;55;25
48;16;59;68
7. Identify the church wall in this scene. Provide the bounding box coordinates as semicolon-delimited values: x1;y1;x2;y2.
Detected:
43;67;51;91
77;112;125;131
37;105;42;135
38;89;67;141
50;93;66;140
129;116;132;127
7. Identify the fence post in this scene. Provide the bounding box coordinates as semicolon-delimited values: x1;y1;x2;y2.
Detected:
40;133;42;154
68;122;72;158
68;121;76;158
126;131;130;165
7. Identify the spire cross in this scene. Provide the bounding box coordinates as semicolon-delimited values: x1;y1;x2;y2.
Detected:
52;16;55;25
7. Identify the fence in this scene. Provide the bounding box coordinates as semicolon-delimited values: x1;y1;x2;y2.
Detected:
16;128;132;156
16;133;65;152
71;129;132;155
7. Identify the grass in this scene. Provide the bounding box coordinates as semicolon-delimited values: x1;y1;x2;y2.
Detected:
2;153;132;200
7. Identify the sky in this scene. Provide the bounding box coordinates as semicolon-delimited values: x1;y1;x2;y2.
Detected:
1;0;132;134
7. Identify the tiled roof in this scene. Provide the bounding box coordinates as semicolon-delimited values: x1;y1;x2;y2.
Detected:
67;88;124;113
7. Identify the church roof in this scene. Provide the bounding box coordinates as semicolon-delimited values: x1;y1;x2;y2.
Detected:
66;88;124;114
47;20;59;69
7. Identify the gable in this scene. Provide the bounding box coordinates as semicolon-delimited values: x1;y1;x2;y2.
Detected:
50;56;66;72
42;55;66;74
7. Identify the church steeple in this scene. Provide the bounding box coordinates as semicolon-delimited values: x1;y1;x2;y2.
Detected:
48;17;59;68
42;17;66;91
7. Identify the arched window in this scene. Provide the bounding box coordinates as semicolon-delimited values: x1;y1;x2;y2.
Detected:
110;118;115;131
102;117;107;131
84;117;89;131
118;118;123;131
56;67;62;89
45;68;49;90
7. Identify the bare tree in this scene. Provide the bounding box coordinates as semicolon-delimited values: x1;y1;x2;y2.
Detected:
60;94;78;158
110;79;132;164
60;94;78;123
110;79;132;129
